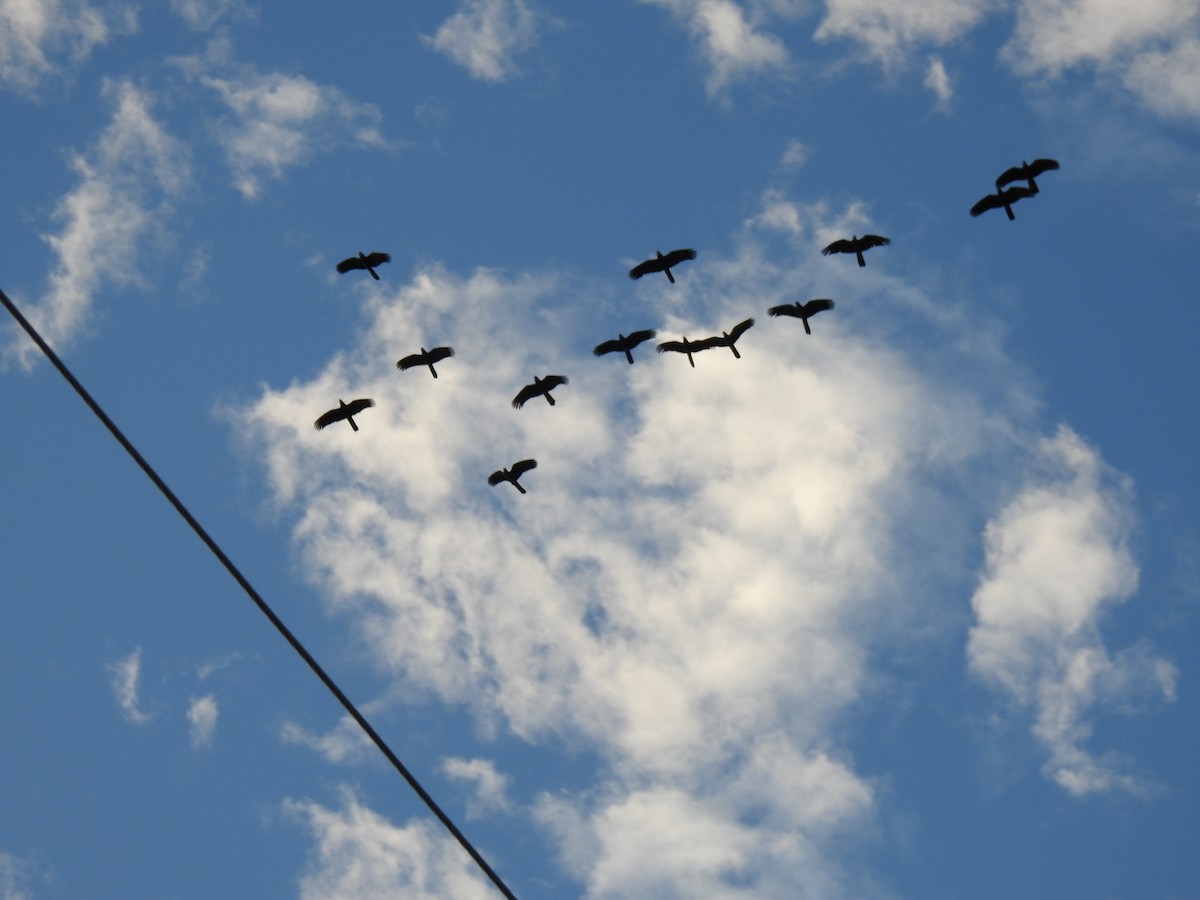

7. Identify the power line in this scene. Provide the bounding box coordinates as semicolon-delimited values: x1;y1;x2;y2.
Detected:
0;287;519;900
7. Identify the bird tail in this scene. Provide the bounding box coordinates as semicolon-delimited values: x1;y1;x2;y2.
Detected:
666;269;675;284
546;394;556;406
369;268;380;280
514;481;527;494
624;350;634;364
730;346;741;359
349;417;359;432
1005;205;1015;221
856;251;865;267
687;353;695;367
1027;178;1039;194
429;365;439;378
803;319;812;335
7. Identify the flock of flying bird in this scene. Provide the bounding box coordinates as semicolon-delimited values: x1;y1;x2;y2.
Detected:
314;158;1060;494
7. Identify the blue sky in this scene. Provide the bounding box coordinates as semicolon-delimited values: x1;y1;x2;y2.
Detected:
2;1;1198;897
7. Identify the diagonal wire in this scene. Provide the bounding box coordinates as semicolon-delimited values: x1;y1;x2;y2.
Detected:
1;287;519;900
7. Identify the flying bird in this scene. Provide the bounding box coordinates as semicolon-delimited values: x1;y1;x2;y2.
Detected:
628;248;697;283
706;317;755;358
512;375;569;408
336;251;391;280
314;398;375;432
768;298;835;334
396;346;454;378
995;158;1060;194
970;185;1037;220
488;458;537;494
593;329;657;364
656;335;716;368
821;234;890;267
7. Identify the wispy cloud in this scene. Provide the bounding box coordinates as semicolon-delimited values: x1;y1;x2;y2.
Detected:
187;694;219;748
107;646;151;725
280;716;374;765
440;757;510;818
924;54;953;110
174;38;387;200
170;0;249;30
285;789;493;899
3;79;188;369
237;191;1169;892
967;426;1177;796
0;850;35;900
814;0;993;65
0;0;136;93
424;0;553;83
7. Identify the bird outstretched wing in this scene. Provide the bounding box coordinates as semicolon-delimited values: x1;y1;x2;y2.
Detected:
821;239;855;256
727;318;754;342
593;339;624;357
858;234;890;249
661;248;697;268
803;298;834;315
336;256;365;273
361;252;390;268
510;459;537;478
656;340;688;354
487;469;508;486
625;329;657;346
768;303;801;318
628;259;660;279
969;193;1004;217
396;352;425;370
996;158;1059;189
426;346;454;364
511;385;539;408
541;375;568;390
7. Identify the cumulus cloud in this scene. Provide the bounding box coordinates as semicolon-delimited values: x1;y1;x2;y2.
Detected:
441;757;510;818
107;646;151;725
187;694;219;748
3;79;188;369
284;789;493;899
639;0;798;93
966;426;1177;796
0;0;135;92
424;0;553;83
174;38;387;199
236;190;1167;892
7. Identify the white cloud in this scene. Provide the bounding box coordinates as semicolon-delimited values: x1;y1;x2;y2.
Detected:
424;0;552;83
0;0;136;92
814;0;993;64
639;0;797;93
967;426;1177;796
237;191;1168;892
174;38;387;200
780;137;809;170
281;715;375;765
0;851;35;900
3;79;188;369
1120;35;1200;120
187;694;219;748
441;757;510;818
924;54;952;109
170;0;247;30
284;789;494;900
107;646;151;725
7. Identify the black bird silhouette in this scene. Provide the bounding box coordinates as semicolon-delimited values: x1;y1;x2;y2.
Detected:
970;185;1037;220
629;248;697;283
656;335;716;367
995;158;1059;194
821;234;890;267
512;375;569;408
488;458;537;494
706;317;755;358
594;329;657;364
768;298;835;334
336;251;391;280
314;398;375;432
396;346;454;378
